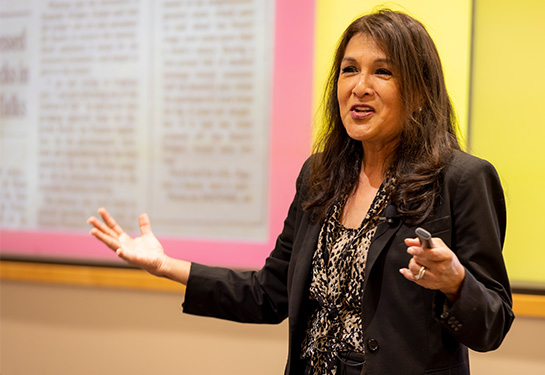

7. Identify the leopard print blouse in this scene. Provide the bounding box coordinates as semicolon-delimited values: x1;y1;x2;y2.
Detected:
301;182;390;374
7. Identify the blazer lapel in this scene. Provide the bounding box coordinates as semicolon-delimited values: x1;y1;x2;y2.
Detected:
365;203;403;277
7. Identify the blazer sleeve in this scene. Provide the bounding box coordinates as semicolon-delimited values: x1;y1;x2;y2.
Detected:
433;153;514;351
181;158;310;324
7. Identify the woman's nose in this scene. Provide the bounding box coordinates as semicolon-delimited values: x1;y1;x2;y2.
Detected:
352;74;374;97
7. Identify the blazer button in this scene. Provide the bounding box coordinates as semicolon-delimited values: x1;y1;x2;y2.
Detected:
367;339;380;353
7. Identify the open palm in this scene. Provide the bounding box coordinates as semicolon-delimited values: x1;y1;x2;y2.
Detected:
88;208;167;276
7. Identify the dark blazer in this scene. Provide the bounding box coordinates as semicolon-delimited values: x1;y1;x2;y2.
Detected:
183;150;514;374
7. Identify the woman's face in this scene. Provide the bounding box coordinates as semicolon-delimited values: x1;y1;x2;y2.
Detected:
337;33;404;151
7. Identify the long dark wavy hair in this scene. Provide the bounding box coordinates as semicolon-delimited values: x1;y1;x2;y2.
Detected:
304;9;461;224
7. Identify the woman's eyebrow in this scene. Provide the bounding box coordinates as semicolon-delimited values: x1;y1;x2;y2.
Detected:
341;57;357;63
374;58;393;64
340;56;393;64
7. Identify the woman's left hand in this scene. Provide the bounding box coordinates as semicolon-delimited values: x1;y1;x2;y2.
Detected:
399;237;466;303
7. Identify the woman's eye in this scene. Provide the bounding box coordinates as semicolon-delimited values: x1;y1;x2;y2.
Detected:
376;68;392;76
341;66;358;74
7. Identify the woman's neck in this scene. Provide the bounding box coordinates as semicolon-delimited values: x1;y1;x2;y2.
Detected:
360;156;388;187
360;140;397;184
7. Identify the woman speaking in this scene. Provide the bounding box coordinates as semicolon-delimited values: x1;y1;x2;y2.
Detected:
88;9;514;374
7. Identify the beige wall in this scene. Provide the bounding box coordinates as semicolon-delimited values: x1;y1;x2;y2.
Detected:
1;280;545;375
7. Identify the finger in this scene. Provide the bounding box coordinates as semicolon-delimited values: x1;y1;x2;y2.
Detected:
407;246;431;266
415;249;449;263
408;243;448;264
417;237;452;262
399;267;413;280
408;257;424;275
399;267;424;283
98;207;125;235
138;213;152;235
416;237;446;255
409;258;430;282
89;227;121;251
413;244;455;263
407;236;445;249
404;238;420;247
87;216;121;239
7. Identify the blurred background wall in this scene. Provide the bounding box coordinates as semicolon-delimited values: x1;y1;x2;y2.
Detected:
1;280;545;374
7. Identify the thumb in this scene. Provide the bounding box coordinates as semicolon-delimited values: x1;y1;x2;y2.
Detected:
138;213;153;235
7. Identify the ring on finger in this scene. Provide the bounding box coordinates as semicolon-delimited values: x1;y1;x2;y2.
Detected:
414;265;426;281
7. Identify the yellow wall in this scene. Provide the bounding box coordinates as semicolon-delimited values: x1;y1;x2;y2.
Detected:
312;0;473;143
470;0;545;285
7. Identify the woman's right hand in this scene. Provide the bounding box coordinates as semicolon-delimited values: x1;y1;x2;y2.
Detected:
87;208;169;277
